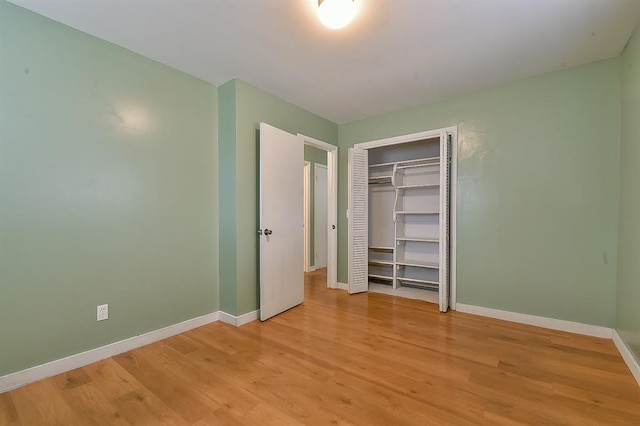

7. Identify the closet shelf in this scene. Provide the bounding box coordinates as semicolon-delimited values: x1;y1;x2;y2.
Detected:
395;211;439;215
368;274;393;281
397;163;439;170
368;246;394;252
396;157;440;169
368;260;394;266
396;237;439;243
369;163;395;169
371;156;441;169
397;184;439;190
396;259;439;269
397;277;440;288
369;176;392;185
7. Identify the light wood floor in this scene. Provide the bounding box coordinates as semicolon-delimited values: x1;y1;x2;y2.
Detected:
2;269;640;425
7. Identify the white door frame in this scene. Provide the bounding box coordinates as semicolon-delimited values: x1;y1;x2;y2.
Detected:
353;126;458;310
314;163;328;269
298;133;338;290
303;161;312;272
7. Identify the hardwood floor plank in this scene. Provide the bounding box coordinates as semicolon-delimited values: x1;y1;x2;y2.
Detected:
162;333;205;355
532;354;639;388
552;382;640;418
81;358;145;400
0;392;19;425
322;370;471;426
113;347;220;424
111;389;188;426
66;383;131;425
153;342;263;418
50;368;92;391
481;410;532;426
3;268;639;425
11;380;81;425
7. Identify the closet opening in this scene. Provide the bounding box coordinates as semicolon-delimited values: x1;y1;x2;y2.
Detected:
348;127;458;312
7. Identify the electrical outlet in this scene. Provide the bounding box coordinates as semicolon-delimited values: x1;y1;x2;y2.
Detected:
97;304;109;321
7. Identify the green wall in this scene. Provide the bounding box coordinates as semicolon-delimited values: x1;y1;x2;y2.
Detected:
617;25;640;361
0;1;219;375
339;59;621;327
219;80;337;315
304;145;328;269
218;81;238;314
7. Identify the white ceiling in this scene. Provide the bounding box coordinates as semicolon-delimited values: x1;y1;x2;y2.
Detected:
8;0;640;124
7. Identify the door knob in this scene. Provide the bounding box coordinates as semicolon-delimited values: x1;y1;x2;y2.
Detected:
264;229;273;236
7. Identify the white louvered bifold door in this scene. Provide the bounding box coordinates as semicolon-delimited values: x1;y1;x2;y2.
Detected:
348;148;368;294
439;132;451;312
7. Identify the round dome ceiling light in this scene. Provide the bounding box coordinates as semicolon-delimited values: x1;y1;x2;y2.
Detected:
318;0;356;30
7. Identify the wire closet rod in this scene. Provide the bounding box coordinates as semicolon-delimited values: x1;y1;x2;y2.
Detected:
370;156;440;168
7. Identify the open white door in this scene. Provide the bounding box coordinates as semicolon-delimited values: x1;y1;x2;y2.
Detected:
439;132;451;312
259;123;304;321
348;148;368;294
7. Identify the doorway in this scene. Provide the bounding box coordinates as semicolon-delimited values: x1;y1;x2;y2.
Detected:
314;163;328;269
303;147;328;274
299;134;338;289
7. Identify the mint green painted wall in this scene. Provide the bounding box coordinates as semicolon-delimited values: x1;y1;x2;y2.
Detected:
218;80;238;314
0;1;219;375
232;80;337;315
617;27;640;361
339;60;621;327
305;145;327;268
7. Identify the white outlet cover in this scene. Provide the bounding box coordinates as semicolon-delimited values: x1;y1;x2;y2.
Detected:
97;304;109;321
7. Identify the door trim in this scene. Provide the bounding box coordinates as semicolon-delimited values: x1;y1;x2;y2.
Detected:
298;133;338;290
303;161;312;272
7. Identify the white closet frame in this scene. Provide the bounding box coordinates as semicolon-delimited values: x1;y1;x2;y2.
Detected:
348;126;458;310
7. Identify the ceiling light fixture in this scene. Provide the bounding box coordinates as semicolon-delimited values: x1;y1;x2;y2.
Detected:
318;0;356;30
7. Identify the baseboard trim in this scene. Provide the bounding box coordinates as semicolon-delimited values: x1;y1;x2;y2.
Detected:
0;311;220;393
3;304;633;393
456;303;613;339
219;310;260;327
613;330;640;386
335;281;349;291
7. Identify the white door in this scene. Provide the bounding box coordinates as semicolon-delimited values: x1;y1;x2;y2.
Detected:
259;123;304;321
314;164;328;268
439;132;451;312
348;148;368;294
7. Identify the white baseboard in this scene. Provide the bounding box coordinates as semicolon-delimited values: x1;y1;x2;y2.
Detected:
334;281;349;291
219;310;260;327
0;311;220;394
613;330;640;386
456;303;613;339
3;303;635;394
